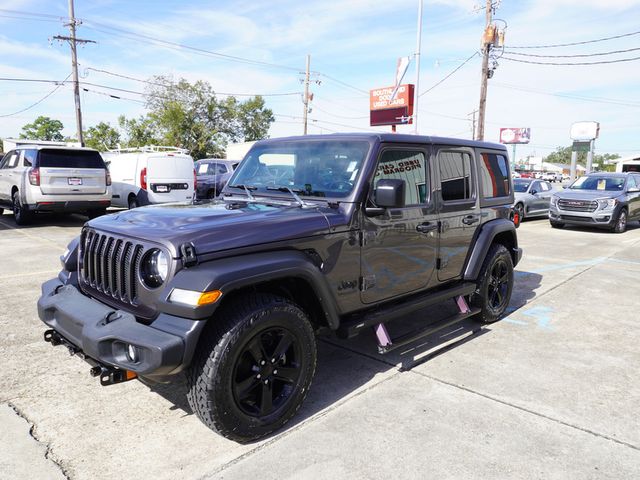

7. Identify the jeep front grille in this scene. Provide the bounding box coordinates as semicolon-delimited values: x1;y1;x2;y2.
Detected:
80;230;144;305
557;199;597;212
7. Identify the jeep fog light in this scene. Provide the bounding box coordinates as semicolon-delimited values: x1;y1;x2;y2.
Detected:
169;288;222;307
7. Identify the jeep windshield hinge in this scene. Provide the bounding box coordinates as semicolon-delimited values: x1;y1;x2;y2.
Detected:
180;242;198;268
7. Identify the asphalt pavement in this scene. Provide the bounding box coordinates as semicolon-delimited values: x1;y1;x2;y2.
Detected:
1;209;639;479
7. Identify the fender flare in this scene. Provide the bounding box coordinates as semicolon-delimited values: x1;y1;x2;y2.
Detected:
463;218;519;281
159;250;341;329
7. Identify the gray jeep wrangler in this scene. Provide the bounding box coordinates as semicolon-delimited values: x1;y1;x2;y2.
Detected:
38;134;522;442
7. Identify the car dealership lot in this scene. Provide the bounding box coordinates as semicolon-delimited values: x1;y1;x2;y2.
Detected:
1;212;639;479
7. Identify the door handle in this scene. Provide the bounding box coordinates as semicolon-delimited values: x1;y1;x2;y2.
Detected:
416;222;438;233
462;215;480;225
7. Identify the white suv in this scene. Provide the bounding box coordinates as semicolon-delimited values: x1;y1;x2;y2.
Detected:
0;145;111;225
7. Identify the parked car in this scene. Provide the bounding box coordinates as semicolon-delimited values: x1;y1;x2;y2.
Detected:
511;178;554;227
195;158;239;199
38;133;521;442
541;172;562;182
519;172;535;179
103;146;195;209
0;145;111;225
512;171;521;178
549;172;640;233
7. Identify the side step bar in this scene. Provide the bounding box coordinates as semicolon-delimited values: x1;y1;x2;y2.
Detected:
374;296;480;354
337;282;477;339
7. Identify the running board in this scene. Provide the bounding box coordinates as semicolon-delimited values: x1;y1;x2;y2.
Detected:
337;282;477;339
375;303;481;354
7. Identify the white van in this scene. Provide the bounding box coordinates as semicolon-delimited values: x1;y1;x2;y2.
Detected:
103;146;195;209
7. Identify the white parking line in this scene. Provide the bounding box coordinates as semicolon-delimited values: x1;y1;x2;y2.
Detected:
0;218;67;250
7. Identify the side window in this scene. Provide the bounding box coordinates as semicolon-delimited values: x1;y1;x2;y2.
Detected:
213;163;228;175
627;176;637;189
438;150;473;202
23;149;37;167
530;181;542;193
479;152;510;199
2;151;19;169
375;150;427;205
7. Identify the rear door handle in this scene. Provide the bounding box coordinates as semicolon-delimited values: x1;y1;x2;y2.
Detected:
416;222;438;233
462;215;480;225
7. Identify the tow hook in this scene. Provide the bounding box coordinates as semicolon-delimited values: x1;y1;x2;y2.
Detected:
91;365;137;386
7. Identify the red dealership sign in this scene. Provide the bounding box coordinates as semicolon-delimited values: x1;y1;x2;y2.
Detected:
370;84;414;126
499;127;531;144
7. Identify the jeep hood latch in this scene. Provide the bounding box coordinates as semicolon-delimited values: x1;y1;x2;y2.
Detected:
180;242;198;268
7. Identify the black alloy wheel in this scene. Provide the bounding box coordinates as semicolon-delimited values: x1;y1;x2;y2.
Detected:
232;327;302;418
470;243;514;324
187;293;316;443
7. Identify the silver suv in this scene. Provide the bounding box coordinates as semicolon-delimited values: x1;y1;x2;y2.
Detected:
0;146;111;225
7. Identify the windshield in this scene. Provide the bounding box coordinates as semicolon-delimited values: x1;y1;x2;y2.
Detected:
228;140;370;198
570;176;626;191
513;180;531;193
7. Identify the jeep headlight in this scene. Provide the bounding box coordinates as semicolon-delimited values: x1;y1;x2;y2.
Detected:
140;249;169;288
597;198;616;210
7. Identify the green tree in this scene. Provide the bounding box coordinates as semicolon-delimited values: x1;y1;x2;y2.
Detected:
544;145;620;171
118;115;160;147
84;122;121;151
19;116;64;141
143;75;274;159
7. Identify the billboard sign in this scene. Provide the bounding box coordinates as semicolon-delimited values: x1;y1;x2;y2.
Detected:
570;121;600;141
370;84;414;126
499;127;531;144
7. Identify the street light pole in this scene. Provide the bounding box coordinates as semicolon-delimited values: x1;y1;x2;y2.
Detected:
413;0;423;134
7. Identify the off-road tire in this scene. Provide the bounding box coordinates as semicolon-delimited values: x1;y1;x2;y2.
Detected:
12;191;30;226
0;207;4;216
187;293;317;443
470;243;514;324
612;208;627;233
550;221;564;229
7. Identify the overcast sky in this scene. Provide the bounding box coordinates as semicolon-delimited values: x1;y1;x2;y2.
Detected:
1;0;639;160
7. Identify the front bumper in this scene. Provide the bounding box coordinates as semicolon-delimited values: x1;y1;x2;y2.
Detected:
37;278;206;380
549;206;616;228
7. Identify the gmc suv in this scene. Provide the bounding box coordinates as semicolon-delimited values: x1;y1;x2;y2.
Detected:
549;172;640;233
37;134;522;442
0;145;111;224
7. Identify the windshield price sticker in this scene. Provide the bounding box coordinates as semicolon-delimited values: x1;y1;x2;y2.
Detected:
198;164;208;174
597;179;606;190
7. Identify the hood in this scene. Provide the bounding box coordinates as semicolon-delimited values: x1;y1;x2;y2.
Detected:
88;199;348;258
554;189;621;200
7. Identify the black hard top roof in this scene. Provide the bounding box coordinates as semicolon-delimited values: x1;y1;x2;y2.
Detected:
254;133;505;150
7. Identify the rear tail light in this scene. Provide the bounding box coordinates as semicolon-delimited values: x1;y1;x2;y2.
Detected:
106;170;112;186
193;169;197;191
28;167;40;186
140;167;147;190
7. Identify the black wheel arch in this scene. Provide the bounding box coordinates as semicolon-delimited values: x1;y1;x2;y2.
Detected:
463;218;521;281
160;250;341;330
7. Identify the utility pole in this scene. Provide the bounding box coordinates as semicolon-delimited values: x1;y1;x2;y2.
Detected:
468;109;478;140
476;0;493;141
413;0;423;134
302;54;311;135
53;0;95;146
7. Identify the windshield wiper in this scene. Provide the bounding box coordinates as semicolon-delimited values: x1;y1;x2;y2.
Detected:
266;186;311;208
228;184;257;200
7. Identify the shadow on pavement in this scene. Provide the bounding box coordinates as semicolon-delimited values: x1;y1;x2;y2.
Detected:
0;212;88;229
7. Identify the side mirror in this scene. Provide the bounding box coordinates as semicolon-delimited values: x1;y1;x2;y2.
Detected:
374;179;405;208
530;189;537;195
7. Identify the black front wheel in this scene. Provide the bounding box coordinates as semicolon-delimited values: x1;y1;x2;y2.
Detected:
187;293;317;443
128;195;139;210
470;243;514;324
512;203;524;228
550;221;564;229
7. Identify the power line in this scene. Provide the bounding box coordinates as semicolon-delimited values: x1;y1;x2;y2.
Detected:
506;29;640;49
317;73;369;95
0;8;63;19
84;67;302;97
502;55;640;66
81;87;145;105
419;51;479;97
504;46;640;59
0;73;71;117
